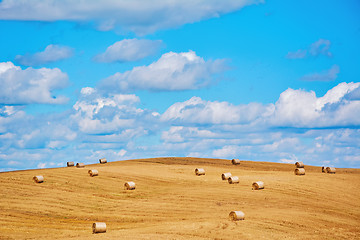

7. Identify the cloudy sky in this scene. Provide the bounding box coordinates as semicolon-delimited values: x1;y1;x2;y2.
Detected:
0;0;360;171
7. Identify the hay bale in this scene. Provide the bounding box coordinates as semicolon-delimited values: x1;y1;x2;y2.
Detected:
228;176;239;184
294;168;305;175
295;161;304;168
33;175;44;183
229;211;245;221
124;181;136;190
195;168;205;176
76;163;85;168
221;172;232;180
322;166;326;173
88;169;98;177
67;161;74;167
326;167;336;174
92;222;106;233
252;181;264;190
231;159;240;165
99;158;107;164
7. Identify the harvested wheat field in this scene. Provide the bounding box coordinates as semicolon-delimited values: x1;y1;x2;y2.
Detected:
0;157;359;240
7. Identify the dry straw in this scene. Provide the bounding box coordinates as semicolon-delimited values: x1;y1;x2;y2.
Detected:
229;211;245;221
76;163;85;168
228;176;239;184
124;181;136;190
294;168;305;175
67;161;74;167
322;166;326;173
88;169;98;177
252;181;264;190
99;158;107;164
231;159;240;165
92;222;106;233
195;168;205;176
221;172;232;180
33;175;44;183
295;161;304;168
326;167;336;174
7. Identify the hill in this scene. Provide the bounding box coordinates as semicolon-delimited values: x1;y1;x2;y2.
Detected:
0;157;359;239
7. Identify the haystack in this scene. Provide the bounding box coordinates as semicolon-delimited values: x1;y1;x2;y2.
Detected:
252;181;264;190
326;167;336;174
92;222;106;233
229;211;245;221
221;172;232;180
295;161;304;168
322;166;326;173
228;176;239;184
66;161;74;167
33;175;44;183
231;159;240;165
88;169;98;177
76;163;85;168
294;168;305;175
195;168;205;176
124;181;136;190
99;158;107;164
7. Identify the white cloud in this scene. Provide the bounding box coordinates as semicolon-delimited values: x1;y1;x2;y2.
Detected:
0;0;262;34
301;64;340;82
100;50;228;92
286;39;332;59
15;44;73;66
0;62;69;104
94;39;163;63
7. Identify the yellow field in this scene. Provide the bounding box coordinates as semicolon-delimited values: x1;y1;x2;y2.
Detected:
0;157;359;239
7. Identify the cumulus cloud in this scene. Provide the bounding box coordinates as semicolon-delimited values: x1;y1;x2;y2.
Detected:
15;44;73;66
286;39;332;59
94;39;163;63
100;51;228;92
0;62;69;104
301;64;339;82
0;0;262;34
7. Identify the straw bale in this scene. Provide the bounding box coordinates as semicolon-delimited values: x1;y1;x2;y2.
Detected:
252;181;264;190
322;166;326;173
326;167;336;174
195;168;205;176
229;211;245;221
99;158;107;164
124;181;136;190
33;175;44;183
294;168;305;175
231;159;240;165
92;222;106;233
76;162;85;168
88;169;98;177
228;176;239;184
67;161;74;167
295;161;304;168
221;172;232;180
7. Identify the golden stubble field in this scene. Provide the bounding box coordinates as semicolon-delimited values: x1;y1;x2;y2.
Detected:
0;157;359;240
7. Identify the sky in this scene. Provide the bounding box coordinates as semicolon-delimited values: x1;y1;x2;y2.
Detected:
0;0;360;171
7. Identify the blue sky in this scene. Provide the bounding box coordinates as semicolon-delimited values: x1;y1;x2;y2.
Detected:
0;0;360;171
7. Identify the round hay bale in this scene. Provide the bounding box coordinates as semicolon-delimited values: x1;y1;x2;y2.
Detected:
221;172;232;180
231;159;240;165
294;168;305;175
76;163;85;168
33;175;44;183
124;181;136;190
321;166;326;173
229;211;245;221
92;222;106;233
326;167;336;174
195;168;205;176
88;169;98;177
252;181;264;190
99;158;107;164
295;161;304;168
228;176;239;184
67;161;74;167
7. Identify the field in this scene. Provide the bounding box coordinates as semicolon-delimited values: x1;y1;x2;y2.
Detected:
0;157;359;239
